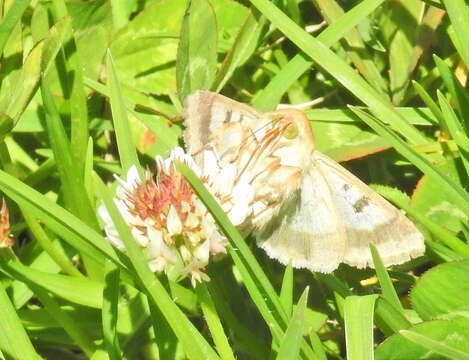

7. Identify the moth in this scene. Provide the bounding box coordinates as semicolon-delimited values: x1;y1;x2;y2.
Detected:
183;91;425;272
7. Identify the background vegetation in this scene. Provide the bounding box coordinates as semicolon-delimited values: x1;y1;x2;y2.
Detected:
0;0;468;359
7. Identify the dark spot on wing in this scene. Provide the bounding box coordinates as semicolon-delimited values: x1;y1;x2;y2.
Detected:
353;197;369;213
343;184;350;191
224;109;232;123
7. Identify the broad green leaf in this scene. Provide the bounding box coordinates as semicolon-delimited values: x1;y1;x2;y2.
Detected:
344;295;378;360
176;0;218;101
411;261;469;320
411;161;467;234
400;330;469;360
111;0;247;95
376;317;469;360
313;120;389;162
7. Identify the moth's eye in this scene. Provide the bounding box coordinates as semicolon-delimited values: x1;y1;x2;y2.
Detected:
283;124;299;139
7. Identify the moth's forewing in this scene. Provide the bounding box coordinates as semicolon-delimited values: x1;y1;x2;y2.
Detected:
311;151;425;268
184;91;263;162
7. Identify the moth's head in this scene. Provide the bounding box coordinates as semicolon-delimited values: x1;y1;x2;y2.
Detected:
269;108;314;149
264;108;315;168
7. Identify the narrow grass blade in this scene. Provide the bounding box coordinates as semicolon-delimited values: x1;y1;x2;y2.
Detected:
106;51;140;173
276;287;309;360
411;81;443;126
22;209;83;277
280;263;293;316
349;107;469;215
213;11;263;92
254;0;385;109
312;0;388;96
248;0;426;144
0;259;103;308
375;297;411;335
437;92;469;175
344;295;378;360
0;0;32;54
369;243;404;313
176;0;218;101
400;330;469;360
102;260;123;360
0;281;40;360
434;55;469;126
31;283;96;357
93;173;220;360
309;331;327;360
441;0;469;70
196;284;236;360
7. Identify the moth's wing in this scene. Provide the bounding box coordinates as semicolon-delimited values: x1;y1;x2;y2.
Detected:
183;91;263;158
256;164;347;273
312;151;425;268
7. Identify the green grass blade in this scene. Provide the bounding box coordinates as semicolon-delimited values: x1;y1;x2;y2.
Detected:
375;297;411;335
280;263;293;316
196;284;236;360
0;280;40;360
312;0;388;96
176;0;218;102
213;11;263;92
102;261;123;360
31;283;97;357
349;107;469;215
0;0;32;55
344;295;378;360
411;81;442;126
106;51;140;173
248;0;426;145
400;330;469;360
434;55;469;126
276;287;309;360
0;259;103;308
369;243;404;313
309;331;327;360
22;209;83;277
441;0;469;69
252;0;388;111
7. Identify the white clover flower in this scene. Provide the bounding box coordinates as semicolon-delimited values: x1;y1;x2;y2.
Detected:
99;147;235;287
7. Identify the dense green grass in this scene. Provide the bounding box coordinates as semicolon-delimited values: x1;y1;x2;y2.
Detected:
0;0;468;359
